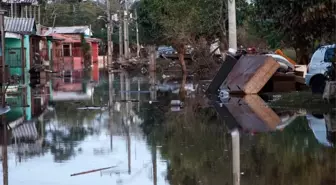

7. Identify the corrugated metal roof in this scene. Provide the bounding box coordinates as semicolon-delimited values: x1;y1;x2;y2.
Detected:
4;17;36;35
12;121;38;140
44;26;90;36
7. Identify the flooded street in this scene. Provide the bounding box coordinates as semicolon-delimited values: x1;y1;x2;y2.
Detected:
0;0;333;183
0;68;335;185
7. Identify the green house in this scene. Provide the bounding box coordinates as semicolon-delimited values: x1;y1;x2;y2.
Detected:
3;17;37;121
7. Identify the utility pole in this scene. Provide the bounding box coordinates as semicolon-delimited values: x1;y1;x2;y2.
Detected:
135;9;140;58
119;10;123;62
228;0;237;50
123;1;129;59
107;0;113;68
0;10;6;109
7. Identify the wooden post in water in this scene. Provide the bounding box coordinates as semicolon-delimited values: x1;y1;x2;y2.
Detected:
108;72;114;151
0;10;6;108
127;72;132;118
137;79;140;112
150;71;156;101
127;126;131;174
149;46;156;72
231;129;240;185
2;123;8;185
125;71;131;174
152;140;157;185
120;72;125;100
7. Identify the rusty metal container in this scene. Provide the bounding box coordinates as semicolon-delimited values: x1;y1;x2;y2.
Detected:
223;55;280;94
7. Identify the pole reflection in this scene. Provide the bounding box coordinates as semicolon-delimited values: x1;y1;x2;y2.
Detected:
109;72;115;151
1;115;8;185
149;71;156;101
125;71;131;175
231;129;240;185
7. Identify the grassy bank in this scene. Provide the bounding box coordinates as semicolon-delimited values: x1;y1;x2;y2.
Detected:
266;91;335;113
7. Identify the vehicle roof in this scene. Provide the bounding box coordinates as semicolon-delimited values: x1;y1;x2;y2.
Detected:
311;44;335;62
317;44;336;50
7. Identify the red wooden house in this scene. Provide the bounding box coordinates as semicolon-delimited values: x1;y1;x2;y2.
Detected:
42;26;100;73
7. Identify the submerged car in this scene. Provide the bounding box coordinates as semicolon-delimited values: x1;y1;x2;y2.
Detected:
305;44;336;94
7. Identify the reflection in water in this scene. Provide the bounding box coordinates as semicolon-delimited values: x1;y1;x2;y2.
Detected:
1;116;8;185
108;72;115;152
307;112;336;147
0;68;335;185
231;129;240;185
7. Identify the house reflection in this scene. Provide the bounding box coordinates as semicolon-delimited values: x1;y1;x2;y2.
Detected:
51;71;95;102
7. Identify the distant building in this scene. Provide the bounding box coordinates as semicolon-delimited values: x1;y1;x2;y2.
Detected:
43;26;93;38
42;26;100;72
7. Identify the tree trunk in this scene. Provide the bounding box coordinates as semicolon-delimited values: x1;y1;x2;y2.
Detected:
219;37;228;58
296;47;309;65
179;73;187;101
177;45;187;73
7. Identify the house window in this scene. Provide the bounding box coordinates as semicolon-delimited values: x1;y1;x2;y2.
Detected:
63;44;71;57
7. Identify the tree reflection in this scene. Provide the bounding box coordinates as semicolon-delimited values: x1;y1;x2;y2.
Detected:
47;126;90;162
44;102;97;162
141;98;232;185
140;99;336;185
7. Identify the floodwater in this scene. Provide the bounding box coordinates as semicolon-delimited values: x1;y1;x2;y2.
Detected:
0;68;335;185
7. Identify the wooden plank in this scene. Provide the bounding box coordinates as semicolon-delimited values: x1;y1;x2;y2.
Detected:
295;76;305;84
206;54;237;94
224;95;281;132
273;73;296;81
294;65;307;77
223;55;280;94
